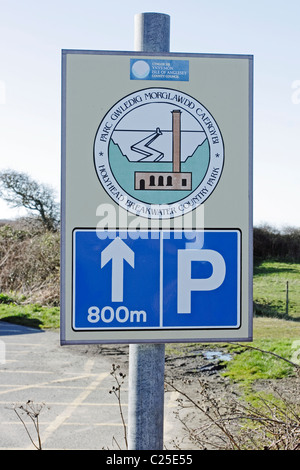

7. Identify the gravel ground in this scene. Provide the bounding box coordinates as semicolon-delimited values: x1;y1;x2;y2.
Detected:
2;322;298;451
85;343;300;450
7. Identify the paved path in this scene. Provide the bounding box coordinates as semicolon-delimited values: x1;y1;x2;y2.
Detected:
0;322;180;450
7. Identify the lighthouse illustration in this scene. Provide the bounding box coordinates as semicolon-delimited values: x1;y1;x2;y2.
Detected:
134;110;192;191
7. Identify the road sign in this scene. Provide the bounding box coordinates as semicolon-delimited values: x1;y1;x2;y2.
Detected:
61;50;253;344
72;229;241;333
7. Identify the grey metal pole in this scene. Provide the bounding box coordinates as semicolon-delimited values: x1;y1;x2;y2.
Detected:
127;12;170;451
286;280;289;316
134;12;170;52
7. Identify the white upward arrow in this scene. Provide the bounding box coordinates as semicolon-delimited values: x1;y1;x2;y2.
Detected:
101;237;135;302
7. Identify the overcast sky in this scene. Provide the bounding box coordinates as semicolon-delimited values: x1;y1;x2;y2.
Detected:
0;0;299;228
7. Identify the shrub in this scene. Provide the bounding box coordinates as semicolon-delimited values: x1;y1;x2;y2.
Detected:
254;225;300;262
0;221;60;306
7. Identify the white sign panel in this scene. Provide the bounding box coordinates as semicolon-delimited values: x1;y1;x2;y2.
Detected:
61;50;253;344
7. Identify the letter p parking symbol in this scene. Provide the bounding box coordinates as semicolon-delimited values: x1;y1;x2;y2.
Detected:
177;249;226;314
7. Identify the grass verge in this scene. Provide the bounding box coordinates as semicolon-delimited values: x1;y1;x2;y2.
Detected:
0;302;59;329
254;260;300;319
224;339;297;384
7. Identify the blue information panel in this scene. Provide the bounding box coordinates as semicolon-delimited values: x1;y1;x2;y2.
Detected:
130;58;189;81
72;229;241;332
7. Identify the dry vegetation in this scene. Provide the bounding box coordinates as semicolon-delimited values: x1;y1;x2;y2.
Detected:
166;374;300;450
0;219;60;306
254;224;300;262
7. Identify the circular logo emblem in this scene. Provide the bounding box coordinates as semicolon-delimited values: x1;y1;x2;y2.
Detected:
94;87;224;219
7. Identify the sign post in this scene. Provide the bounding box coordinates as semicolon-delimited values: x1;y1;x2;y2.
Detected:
60;12;253;451
128;13;169;451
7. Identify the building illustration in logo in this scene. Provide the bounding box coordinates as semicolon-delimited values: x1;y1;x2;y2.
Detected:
94;87;224;219
134;110;192;191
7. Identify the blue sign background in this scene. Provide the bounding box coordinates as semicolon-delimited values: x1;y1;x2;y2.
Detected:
73;230;240;331
130;58;189;81
162;231;240;328
73;231;161;330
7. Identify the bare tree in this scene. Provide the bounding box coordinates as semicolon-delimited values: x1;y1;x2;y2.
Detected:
0;170;59;231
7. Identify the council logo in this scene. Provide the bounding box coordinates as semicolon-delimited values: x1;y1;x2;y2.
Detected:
94;87;224;219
